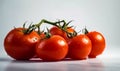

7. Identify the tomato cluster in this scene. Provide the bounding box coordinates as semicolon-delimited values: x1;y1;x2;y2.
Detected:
4;19;106;61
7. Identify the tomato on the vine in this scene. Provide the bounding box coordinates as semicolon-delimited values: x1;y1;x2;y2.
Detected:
50;26;75;42
86;31;106;58
36;35;68;61
4;19;106;61
68;34;92;60
4;28;40;60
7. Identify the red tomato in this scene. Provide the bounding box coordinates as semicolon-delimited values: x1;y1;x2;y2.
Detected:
50;26;75;42
68;34;92;60
4;28;40;60
36;35;68;61
33;32;45;58
86;31;106;58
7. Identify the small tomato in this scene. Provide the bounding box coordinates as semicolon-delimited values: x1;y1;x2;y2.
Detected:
50;26;75;42
68;34;92;60
4;28;40;60
86;31;106;58
36;35;68;61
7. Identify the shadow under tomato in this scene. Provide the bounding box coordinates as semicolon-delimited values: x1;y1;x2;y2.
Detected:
9;57;93;63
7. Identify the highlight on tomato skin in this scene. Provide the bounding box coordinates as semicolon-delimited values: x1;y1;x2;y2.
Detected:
86;31;106;58
4;28;40;60
36;35;68;61
68;34;92;60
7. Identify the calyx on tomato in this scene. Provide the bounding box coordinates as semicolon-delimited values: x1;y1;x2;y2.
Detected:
22;22;37;34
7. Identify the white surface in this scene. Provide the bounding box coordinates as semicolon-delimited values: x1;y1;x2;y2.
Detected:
0;57;120;71
0;46;120;71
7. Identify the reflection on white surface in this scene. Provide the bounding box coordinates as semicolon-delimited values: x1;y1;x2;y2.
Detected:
0;57;119;71
2;58;104;71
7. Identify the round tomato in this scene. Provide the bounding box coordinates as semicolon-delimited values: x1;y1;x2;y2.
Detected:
86;31;106;58
68;34;92;60
50;26;75;42
4;28;40;60
36;35;68;61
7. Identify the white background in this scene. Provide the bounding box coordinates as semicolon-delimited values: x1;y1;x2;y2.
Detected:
0;0;120;57
0;0;120;71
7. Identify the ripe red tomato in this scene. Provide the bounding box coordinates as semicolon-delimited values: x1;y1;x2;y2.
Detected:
68;34;92;60
50;26;75;42
36;35;68;61
33;32;45;58
86;31;106;58
4;28;40;60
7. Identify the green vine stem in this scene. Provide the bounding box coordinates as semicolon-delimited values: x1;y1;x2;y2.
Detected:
44;28;51;39
33;19;77;38
44;19;76;38
34;19;66;34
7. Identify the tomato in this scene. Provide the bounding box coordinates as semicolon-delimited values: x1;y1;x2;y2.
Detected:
33;32;45;58
86;31;106;58
68;34;92;60
4;28;40;60
36;35;68;61
50;26;75;42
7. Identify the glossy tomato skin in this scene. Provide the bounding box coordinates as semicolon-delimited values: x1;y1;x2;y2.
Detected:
86;31;106;58
50;26;75;42
4;28;40;60
68;34;92;60
36;35;68;61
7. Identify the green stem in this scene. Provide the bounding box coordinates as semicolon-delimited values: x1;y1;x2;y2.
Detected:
42;19;77;38
82;27;89;34
34;19;77;38
35;19;67;34
37;19;57;26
